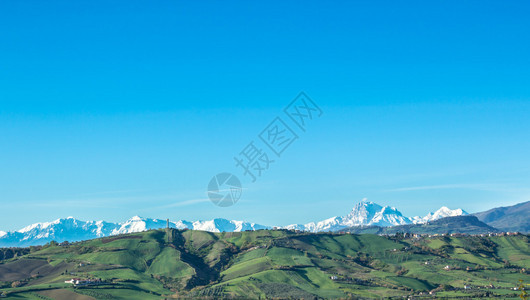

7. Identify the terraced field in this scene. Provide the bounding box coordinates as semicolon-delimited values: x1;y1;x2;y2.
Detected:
0;230;529;299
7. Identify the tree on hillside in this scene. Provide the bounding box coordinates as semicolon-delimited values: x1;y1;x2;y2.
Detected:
519;279;528;300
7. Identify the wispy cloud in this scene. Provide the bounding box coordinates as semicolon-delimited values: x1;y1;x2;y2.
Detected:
388;184;489;192
29;200;123;209
13;190;208;210
73;188;155;197
152;198;210;209
387;183;530;193
27;194;178;208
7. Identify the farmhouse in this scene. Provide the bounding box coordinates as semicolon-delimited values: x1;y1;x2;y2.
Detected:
64;278;102;286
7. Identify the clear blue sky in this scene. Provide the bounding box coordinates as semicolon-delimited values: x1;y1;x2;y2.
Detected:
1;1;530;231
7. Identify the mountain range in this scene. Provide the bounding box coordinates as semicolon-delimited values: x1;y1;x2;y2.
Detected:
284;201;467;232
0;216;268;247
0;200;528;247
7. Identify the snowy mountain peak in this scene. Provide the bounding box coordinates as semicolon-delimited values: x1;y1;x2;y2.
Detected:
0;201;469;247
286;200;413;232
17;218;62;234
345;200;409;227
413;206;468;224
352;200;379;209
432;206;467;219
435;206;467;216
0;216;269;247
286;200;467;232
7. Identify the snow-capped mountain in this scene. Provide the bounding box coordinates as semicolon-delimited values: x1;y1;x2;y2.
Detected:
285;201;467;232
110;216;169;235
343;201;412;227
0;201;468;247
120;216;268;233
285;201;413;232
0;216;269;247
0;217;121;247
185;219;268;232
412;206;468;224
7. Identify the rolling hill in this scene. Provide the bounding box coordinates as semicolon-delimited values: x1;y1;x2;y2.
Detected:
0;229;529;299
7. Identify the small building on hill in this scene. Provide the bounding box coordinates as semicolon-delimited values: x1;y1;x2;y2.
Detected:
65;278;102;286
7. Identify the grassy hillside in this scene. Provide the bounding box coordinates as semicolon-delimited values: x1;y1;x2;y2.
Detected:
0;229;529;299
343;216;500;235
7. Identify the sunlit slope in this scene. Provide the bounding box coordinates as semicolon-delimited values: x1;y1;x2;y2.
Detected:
0;229;529;299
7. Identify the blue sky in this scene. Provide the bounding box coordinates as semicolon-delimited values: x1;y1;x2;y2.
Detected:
1;1;530;231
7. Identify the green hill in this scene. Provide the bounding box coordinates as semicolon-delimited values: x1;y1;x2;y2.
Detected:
343;216;500;235
0;229;529;299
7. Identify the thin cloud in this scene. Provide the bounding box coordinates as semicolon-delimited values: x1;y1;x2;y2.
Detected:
156;198;211;208
30;200;122;209
17;191;207;209
73;188;154;197
388;184;488;192
387;183;530;193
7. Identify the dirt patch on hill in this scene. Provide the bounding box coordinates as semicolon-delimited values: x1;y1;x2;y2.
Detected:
101;235;142;244
0;259;71;281
38;289;95;300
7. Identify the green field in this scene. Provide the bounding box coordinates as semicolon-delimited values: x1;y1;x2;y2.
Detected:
1;230;529;299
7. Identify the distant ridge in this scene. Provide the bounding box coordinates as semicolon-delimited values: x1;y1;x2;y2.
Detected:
342;215;500;235
473;200;530;233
